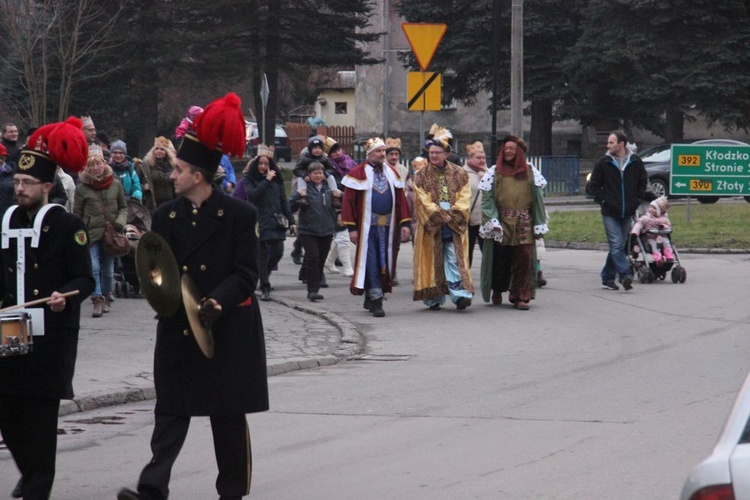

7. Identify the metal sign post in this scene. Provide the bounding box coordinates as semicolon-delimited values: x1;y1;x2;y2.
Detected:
260;73;270;146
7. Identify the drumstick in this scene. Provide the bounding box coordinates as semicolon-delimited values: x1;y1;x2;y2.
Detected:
0;290;80;313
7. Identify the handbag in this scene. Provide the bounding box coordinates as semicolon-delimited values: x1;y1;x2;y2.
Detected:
273;212;289;229
95;192;130;257
103;221;130;257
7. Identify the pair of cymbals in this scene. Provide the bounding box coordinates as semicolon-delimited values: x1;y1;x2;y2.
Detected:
135;231;214;358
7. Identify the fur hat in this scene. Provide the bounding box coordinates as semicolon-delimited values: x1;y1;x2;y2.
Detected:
650;195;670;217
110;140;127;155
385;137;402;153
177;93;246;173
18;117;88;182
465;141;485;157
365;137;386;155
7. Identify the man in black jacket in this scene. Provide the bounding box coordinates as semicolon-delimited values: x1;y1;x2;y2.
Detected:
589;130;648;291
0;118;94;500
118;93;268;500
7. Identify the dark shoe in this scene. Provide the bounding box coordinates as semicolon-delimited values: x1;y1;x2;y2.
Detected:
491;292;502;305
363;295;371;311
334;258;343;266
428;303;441;311
370;298;385;317
621;276;633;291
456;297;472;310
515;301;530;311
11;478;22;498
537;271;547;288
260;287;271;301
601;280;619;291
117;488;140;500
307;292;324;301
320;281;329;288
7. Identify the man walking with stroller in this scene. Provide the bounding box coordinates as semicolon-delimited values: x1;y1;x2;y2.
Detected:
588;130;649;291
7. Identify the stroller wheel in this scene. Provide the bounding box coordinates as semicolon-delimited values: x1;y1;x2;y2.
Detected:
679;267;687;283
638;269;648;284
114;281;123;298
646;269;655;284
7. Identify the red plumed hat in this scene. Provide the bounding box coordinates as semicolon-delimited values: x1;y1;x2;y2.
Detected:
18;117;88;182
177;92;246;173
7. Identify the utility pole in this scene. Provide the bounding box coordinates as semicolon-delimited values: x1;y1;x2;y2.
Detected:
510;0;523;137
490;0;501;161
383;0;390;138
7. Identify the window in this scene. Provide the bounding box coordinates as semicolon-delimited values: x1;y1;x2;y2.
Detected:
335;102;347;114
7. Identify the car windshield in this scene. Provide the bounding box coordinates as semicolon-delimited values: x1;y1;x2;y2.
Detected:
640;145;671;163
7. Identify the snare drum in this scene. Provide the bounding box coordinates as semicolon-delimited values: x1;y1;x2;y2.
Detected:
0;312;33;357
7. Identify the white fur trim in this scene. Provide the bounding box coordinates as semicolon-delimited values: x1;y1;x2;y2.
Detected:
479;219;503;242
529;163;547;188
534;223;549;236
478;166;495;191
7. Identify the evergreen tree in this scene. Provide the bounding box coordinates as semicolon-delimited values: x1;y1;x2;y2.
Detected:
564;0;750;142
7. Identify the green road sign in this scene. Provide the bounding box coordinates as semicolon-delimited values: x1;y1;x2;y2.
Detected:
670;145;750;196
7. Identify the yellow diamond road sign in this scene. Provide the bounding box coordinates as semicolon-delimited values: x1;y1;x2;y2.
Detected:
402;23;447;72
408;72;441;111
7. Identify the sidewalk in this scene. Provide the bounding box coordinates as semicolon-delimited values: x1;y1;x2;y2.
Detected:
61;290;362;416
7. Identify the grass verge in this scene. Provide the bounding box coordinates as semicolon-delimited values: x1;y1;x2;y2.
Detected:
548;202;750;249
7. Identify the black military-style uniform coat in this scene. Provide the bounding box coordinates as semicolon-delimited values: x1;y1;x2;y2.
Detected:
0;205;95;399
151;189;269;416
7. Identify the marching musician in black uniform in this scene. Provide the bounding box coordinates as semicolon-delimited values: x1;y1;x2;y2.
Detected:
118;93;269;500
0;118;94;500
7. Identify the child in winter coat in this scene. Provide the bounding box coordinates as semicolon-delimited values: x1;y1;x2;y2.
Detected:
631;195;674;265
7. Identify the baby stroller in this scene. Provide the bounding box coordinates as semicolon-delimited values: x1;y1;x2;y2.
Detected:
627;202;687;284
113;199;152;297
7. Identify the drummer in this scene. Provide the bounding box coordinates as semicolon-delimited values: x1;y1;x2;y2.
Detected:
117;93;269;500
0;118;94;499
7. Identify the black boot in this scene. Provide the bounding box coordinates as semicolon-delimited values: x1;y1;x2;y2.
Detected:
363;295;371;311
370;298;385;317
11;478;22;498
537;270;547;288
260;285;271;301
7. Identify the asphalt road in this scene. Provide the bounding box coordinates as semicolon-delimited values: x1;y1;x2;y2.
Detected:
3;242;748;499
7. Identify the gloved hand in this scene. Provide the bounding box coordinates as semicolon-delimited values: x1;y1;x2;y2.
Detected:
114;222;125;233
198;299;222;328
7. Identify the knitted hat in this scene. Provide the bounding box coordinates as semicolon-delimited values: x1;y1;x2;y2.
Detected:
187;105;204;120
307;136;324;152
465;141;485;156
365;137;386;155
18;117;88;183
177;93;246;173
385;137;402;154
650;195;670;217
110;140;127;155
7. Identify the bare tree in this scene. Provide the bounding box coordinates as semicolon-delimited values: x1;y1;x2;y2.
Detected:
0;0;124;125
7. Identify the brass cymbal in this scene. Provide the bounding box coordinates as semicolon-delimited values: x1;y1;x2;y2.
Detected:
135;231;181;317
181;274;215;359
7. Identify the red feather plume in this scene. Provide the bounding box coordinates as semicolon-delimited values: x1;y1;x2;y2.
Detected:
26;117;88;172
194;92;246;159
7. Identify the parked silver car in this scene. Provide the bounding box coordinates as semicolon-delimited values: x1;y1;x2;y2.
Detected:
680;370;750;500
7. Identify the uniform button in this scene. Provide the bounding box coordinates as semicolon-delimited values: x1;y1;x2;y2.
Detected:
33;263;39;269
33;289;39;296
183;329;190;336
192;208;198;215
182;266;188;272
200;264;207;271
7;267;12;273
191;221;196;227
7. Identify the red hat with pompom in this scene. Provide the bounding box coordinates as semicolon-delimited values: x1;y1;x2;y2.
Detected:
18;117;88;183
177;92;246;173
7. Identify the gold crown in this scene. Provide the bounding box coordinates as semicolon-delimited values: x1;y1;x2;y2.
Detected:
365;137;386;155
385;137;401;150
465;141;485;156
257;144;275;159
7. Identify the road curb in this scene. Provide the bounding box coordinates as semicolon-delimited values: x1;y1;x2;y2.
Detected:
60;299;364;416
545;240;750;254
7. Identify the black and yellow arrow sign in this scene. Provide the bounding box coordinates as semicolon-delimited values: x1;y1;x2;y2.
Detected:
407;72;441;111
